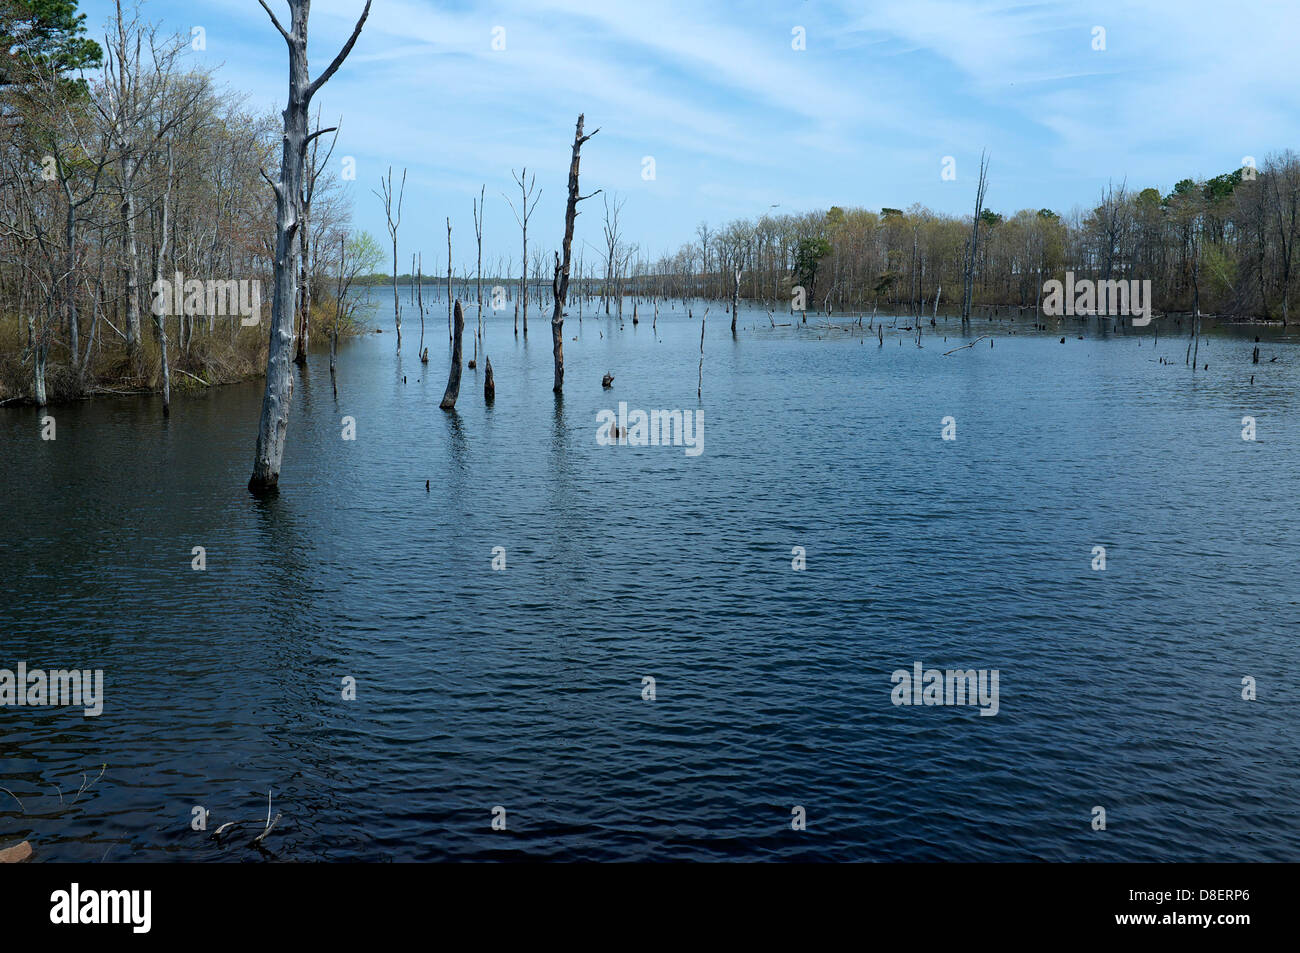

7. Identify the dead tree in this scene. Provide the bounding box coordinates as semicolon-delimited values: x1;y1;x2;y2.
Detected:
445;217;452;345
505;168;540;337
961;151;990;327
154;143;174;416
550;114;599;394
730;262;742;333
602;192;625;315
416;253;427;362
440;300;465;410
249;0;371;495
375;166;406;350
698;307;708;398
472;185;484;363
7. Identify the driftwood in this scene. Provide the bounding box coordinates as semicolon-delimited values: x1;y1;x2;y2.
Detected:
440;300;465;410
0;841;32;863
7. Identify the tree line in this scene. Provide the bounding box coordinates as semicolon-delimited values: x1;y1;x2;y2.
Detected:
617;158;1300;325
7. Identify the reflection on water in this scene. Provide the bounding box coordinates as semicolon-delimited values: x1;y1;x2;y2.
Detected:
2;298;1299;861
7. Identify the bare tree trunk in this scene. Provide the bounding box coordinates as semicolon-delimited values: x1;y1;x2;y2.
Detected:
731;266;741;333
121;157;142;369
417;253;427;361
484;354;495;403
698;307;707;398
29;316;47;407
440;299;465;410
962;151;989;327
249;0;371;494
551;114;599;394
155;144;174;417
376;166;405;351
446;217;452;346
294;203;310;365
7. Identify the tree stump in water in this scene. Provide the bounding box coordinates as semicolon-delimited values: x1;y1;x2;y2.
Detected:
484;356;495;403
602;372;614;388
440;300;465;410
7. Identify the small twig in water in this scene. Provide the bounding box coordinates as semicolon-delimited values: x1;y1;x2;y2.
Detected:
0;786;25;814
70;764;106;806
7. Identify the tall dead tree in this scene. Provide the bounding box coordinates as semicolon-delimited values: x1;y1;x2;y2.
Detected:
602;192;624;315
445;217;452;345
472;185;484;362
249;0;371;495
153;143;174;416
961;151;990;327
550;114;599;394
730;255;743;334
505;168;540;338
375;165;405;350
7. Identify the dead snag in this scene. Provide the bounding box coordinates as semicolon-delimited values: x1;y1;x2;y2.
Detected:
484;355;495;403
440;300;465;410
550;114;600;394
249;0;372;495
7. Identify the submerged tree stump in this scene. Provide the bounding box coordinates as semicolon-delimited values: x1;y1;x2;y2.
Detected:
484;356;495;403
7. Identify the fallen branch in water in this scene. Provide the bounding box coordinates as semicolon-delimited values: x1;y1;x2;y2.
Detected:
172;367;210;387
943;335;989;356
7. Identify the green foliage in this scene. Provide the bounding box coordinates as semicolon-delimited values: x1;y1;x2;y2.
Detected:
794;236;832;290
346;229;385;275
1203;169;1242;203
979;209;1003;227
0;0;103;87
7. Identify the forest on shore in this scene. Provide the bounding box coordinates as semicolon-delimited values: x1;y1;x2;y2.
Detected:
3;0;1298;410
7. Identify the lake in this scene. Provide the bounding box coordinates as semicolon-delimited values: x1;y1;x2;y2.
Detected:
2;293;1298;861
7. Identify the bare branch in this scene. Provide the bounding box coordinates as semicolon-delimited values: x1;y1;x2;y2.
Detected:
307;0;374;100
258;0;292;43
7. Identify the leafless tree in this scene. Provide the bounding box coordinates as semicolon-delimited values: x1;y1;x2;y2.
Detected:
374;165;405;350
505;168;540;338
550;114;599;394
249;0;371;494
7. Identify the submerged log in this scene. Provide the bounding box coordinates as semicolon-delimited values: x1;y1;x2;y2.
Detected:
440;300;465;410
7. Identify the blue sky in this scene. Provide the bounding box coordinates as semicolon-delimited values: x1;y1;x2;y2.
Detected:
80;0;1300;271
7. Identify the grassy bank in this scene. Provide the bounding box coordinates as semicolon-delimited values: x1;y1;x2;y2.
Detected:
0;305;364;407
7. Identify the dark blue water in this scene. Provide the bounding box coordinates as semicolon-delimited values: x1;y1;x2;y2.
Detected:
2;297;1298;861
